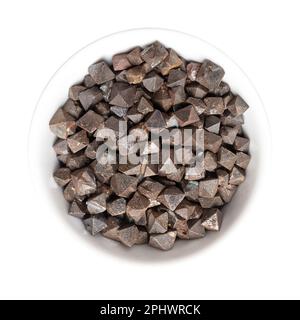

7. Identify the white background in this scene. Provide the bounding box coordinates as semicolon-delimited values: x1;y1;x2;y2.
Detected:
0;0;299;299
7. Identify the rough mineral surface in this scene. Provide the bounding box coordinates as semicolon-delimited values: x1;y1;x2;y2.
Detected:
50;41;250;251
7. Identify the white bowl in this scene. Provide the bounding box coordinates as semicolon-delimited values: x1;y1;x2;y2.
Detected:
28;28;271;262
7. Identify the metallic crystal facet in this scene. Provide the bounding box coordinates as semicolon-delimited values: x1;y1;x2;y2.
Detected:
140;41;168;69
187;219;206;239
84;215;108;236
204;130;222;153
145;110;166;132
147;208;168;234
107;198;126;216
204;151;217;172
126;65;146;84
218;146;237;170
174;105;200;127
126;192;150;225
186;82;208;98
167;68;187;87
63;99;83;119
186;97;206;115
68;85;86;101
71;168;97;196
86;193;107;214
187;62;201;81
220;126;239;144
137;97;154;115
110;173;138;198
229;166;245;185
157;49;183;75
88;61;115;84
228;95;249;116
205;115;221;134
109;82;136;108
204;97;225;115
112;53;132;71
149;231;177;251
218;184;237;203
53;167;71;187
157;186;185;211
152;85;173;111
196;59;225;90
138;178;165;200
199;178;218;198
118;224;139;247
67;130;89;153
79;87;103;110
127;47;143;66
69;200;87;218
234;136;249;152
77;110;104;133
49;108;76;139
236;152;250;169
143;71;164;92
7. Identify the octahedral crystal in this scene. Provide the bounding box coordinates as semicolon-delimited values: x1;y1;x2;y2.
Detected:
127;47;143;66
182;180;199;202
86;193;107;214
53;139;69;155
68;85;86;101
196;59;225;90
149;231;177;251
218;146;237;170
234;136;249;152
107;198;126;216
101;216;121;241
185;82;208;98
118;224;139;247
63;99;83;119
143;71;164;92
205;115;221;134
49;108;76;139
236;152;250;169
67;130;89;153
84;214;108;236
145;110;166;132
170;86;186;105
126;192;150;225
112;53;132;71
109;82;136;108
204;130;222;153
147;208;168;234
69;200;86;218
94;102;110;116
140;41;168;69
199;195;223;208
85;140;101;159
138;178;165;200
204;151;217;171
126;65;146;84
201;208;223;231
228;95;249;116
220;126;239;144
167;68;187;87
84;74;96;88
157;49;183;75
88;61;115;84
187;62;201;81
199;178;218;198
204;97;225;115
186;97;206;115
157;186;185;211
137;97;154;115
174;199;200;220
174;105;200;127
53;167;71;187
79;87;103;110
77;110;104;133
71;168;97;196
136;227;148;244
110;173;138;198
66;152;90;170
187;219;206;239
218;184;237;203
229;166;245;185
152;85;173;111
217;169;229;186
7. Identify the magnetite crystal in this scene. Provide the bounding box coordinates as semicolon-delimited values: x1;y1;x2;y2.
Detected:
50;41;251;251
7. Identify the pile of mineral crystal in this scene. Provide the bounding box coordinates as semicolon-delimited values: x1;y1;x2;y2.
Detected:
50;41;250;251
